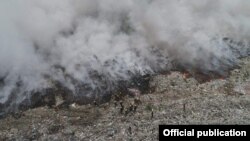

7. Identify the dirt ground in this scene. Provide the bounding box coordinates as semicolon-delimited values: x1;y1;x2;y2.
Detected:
0;57;250;141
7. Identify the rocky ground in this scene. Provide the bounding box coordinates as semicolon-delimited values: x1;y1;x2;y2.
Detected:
0;57;250;141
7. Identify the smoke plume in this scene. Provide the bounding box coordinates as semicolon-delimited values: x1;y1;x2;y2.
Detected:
0;0;250;111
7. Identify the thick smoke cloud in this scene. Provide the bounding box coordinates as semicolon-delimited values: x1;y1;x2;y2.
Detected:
0;0;250;106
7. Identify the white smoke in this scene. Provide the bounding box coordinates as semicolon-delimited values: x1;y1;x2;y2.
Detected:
0;0;250;105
